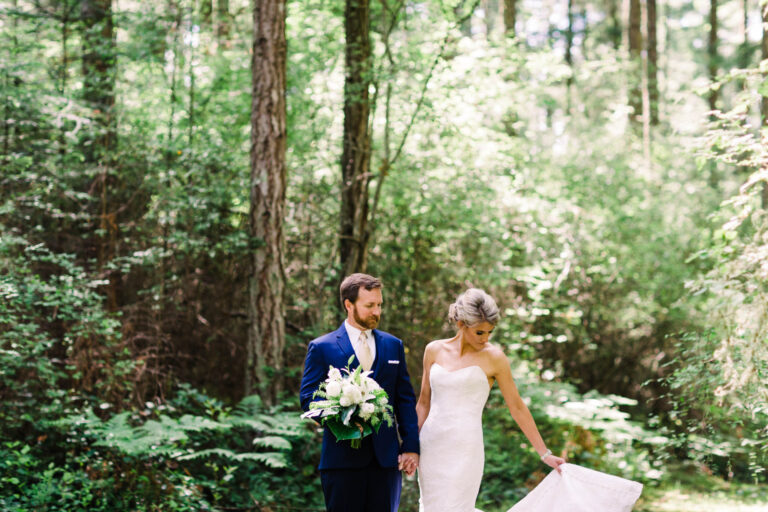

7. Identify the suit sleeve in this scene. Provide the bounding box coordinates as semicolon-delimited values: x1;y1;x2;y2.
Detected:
299;341;326;412
393;340;420;454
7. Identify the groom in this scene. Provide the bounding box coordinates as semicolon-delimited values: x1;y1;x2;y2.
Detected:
300;273;420;512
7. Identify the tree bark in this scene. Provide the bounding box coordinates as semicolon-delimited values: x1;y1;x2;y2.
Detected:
566;0;574;89
761;1;767;124
483;0;499;38
647;0;659;125
503;0;516;36
248;0;287;403
761;0;768;208
607;0;621;49
81;0;117;309
708;0;718;113
217;0;230;42
628;0;643;125
340;0;373;277
81;0;116;161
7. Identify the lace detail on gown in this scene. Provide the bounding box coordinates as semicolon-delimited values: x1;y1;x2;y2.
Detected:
418;364;490;512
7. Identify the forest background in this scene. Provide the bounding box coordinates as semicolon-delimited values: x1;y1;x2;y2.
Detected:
1;0;767;510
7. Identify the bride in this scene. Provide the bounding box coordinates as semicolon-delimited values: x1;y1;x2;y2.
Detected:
416;288;644;512
416;288;565;512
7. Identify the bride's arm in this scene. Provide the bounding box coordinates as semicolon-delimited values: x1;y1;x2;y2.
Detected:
415;342;436;431
493;351;566;471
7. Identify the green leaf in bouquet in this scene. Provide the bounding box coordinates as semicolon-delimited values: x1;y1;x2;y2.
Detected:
341;405;356;426
325;418;373;449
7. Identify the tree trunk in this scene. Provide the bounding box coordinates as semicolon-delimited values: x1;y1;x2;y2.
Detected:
628;0;643;125
3;0;19;158
81;0;116;161
763;1;768;124
566;0;574;89
484;0;499;38
340;0;373;277
708;0;718;113
81;0;117;309
503;0;516;36
248;0;287;403
200;0;213;25
217;0;230;43
761;0;768;208
647;0;659;125
607;0;621;49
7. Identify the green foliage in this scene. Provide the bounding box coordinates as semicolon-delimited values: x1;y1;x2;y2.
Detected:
0;233;130;435
2;0;768;506
663;68;768;482
1;390;318;511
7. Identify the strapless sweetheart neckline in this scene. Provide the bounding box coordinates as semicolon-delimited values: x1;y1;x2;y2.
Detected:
431;362;484;374
431;363;492;389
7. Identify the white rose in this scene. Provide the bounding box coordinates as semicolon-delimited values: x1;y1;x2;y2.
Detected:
364;378;381;392
339;396;352;407
327;368;342;381
359;402;375;419
342;383;356;399
326;381;342;397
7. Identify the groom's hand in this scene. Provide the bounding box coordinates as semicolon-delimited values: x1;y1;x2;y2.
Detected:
398;452;419;476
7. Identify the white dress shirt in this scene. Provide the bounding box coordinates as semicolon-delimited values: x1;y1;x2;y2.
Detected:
344;320;376;366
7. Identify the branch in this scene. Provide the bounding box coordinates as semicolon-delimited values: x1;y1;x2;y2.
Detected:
368;0;481;229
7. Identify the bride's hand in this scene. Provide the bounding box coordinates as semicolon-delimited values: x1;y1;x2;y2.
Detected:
543;454;566;473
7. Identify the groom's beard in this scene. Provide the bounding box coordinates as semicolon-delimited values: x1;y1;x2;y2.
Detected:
353;306;380;330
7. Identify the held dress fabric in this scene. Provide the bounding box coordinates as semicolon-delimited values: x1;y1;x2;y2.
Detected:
417;363;644;512
507;463;643;512
418;364;490;512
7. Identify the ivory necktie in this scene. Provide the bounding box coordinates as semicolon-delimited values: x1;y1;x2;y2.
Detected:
358;331;373;371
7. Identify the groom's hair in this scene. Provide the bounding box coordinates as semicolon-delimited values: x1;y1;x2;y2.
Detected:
340;273;382;308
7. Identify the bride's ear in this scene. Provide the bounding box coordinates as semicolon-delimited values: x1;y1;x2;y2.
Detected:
456;320;465;329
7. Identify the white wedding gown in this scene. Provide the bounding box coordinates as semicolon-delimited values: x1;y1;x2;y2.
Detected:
418;363;643;512
418;363;489;512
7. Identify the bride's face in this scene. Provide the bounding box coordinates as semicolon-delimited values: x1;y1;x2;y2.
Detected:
460;321;495;349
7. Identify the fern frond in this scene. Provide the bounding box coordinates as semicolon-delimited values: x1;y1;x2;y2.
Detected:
175;449;287;468
252;436;292;451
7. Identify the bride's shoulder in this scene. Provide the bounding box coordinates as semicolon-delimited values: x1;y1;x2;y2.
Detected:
482;343;508;362
424;338;450;351
423;338;451;356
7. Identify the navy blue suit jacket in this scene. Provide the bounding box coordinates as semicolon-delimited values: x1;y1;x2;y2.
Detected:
300;323;420;470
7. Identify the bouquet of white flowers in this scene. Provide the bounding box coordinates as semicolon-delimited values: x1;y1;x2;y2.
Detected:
301;356;394;448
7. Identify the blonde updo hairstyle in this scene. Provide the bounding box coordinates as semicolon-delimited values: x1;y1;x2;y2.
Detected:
448;288;500;327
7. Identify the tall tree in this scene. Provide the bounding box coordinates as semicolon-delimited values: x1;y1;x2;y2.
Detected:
503;0;516;36
483;0;500;38
81;0;115;161
647;0;659;125
81;0;117;309
708;0;718;113
340;0;373;277
761;0;768;207
565;0;575;89
628;0;643;125
762;0;767;124
217;0;230;43
606;0;621;49
248;0;287;403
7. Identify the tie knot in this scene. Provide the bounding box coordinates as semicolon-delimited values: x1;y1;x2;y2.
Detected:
359;331;367;342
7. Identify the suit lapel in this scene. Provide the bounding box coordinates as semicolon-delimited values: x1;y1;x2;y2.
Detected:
334;323;357;368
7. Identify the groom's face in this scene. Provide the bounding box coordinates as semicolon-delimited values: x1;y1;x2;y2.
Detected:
347;288;382;330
